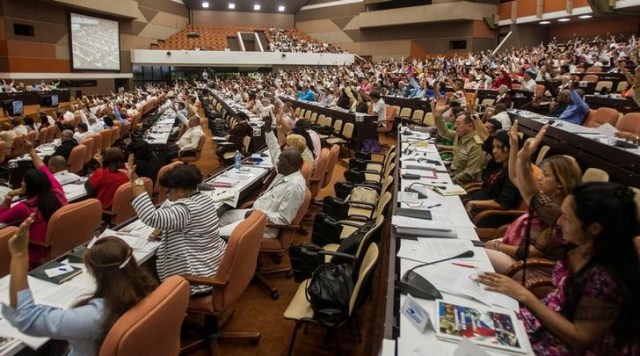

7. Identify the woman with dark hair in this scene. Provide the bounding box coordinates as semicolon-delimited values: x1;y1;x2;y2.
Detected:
484;122;582;278
336;88;351;110
2;216;158;355
126;138;161;183
129;161;225;295
0;140;66;267
102;116;114;128
85;147;129;210
465;130;521;215
479;181;640;354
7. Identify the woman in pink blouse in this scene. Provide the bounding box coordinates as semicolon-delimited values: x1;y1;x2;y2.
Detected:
0;140;67;267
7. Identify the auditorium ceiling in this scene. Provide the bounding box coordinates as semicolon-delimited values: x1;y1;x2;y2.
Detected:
182;0;310;14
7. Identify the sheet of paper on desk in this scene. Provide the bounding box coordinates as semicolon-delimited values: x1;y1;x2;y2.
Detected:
417;264;519;311
0;320;48;350
397;339;451;356
595;122;618;137
62;184;87;200
417;239;475;260
392;216;452;232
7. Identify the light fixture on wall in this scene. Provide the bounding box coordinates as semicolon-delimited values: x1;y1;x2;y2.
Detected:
254;4;261;11
202;1;209;8
557;18;570;22
539;21;550;25
579;15;592;19
278;5;285;12
228;3;235;9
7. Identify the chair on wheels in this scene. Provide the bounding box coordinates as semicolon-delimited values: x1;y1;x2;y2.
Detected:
255;188;312;299
181;211;267;355
283;243;380;355
99;276;190;356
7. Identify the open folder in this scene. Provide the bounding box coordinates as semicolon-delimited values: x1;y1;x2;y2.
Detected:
29;259;82;285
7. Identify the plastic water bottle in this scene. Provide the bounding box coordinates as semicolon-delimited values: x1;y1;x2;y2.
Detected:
234;150;242;171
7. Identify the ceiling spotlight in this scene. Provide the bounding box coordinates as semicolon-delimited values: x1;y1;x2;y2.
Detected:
539;21;550;25
558;18;570;22
254;4;261;10
202;1;209;8
228;3;235;9
579;15;592;19
278;5;285;12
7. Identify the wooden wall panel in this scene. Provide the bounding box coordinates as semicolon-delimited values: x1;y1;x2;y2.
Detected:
473;20;495;38
8;57;70;72
498;2;512;22
516;0;536;18
548;16;639;40
543;0;566;13
6;40;56;59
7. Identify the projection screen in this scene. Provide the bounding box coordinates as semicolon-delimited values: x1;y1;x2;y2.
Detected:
70;12;121;71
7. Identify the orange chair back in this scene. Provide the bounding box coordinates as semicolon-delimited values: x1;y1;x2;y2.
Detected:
99;276;190;356
111;126;121;145
100;130;112;152
585;107;619;128
67;144;87;174
110;178;153;225
0;227;18;278
26;131;37;147
80;138;95;164
154;161;184;204
322;144;340;188
45;199;102;260
212;211;266;312
616;112;640;136
9;135;25;158
91;134;102;156
309;148;330;199
300;160;312;186
45;126;56;143
261;188;311;254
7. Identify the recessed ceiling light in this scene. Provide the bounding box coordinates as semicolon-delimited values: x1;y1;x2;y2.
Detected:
254;4;261;10
202;1;209;8
579;15;592;19
558;18;570;22
228;3;235;9
539;21;550;25
278;5;285;12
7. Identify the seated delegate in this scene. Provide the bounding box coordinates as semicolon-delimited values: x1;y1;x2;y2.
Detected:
479;181;640;354
85;148;129;210
129;162;226;295
0;140;67;267
484;123;582;279
218;148;306;239
2;216;158;356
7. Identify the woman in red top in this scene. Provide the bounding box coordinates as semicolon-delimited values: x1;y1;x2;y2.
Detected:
0;140;67;267
86;147;129;210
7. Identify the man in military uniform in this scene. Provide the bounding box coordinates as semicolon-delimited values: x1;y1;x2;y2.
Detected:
432;97;484;185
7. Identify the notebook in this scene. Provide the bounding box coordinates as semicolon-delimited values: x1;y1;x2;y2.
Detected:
29;260;82;285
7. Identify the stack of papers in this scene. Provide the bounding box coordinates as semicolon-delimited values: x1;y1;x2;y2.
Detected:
392;216;457;238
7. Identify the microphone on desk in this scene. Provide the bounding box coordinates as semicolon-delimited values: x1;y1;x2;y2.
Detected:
403;138;431;154
399;250;475;300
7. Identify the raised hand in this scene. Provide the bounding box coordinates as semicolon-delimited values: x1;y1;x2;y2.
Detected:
432;97;450;118
8;214;35;255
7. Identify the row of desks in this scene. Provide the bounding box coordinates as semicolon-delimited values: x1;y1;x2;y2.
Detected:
0;150;275;353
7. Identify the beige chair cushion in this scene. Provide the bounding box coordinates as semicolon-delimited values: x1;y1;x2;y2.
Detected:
283;280;314;320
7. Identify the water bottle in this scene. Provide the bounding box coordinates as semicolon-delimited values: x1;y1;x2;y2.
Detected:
234;150;242;171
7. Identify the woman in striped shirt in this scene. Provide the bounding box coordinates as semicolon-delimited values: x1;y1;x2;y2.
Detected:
128;158;225;295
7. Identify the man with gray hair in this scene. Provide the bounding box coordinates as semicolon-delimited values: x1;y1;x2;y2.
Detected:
51;129;78;161
48;155;80;185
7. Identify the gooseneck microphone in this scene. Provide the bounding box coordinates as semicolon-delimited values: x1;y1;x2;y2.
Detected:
399;250;475;300
402;250;475;281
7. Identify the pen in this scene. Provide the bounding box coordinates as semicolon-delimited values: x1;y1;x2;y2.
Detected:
451;262;475;269
426;204;442;209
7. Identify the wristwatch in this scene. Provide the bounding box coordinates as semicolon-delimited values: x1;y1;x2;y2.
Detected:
134;178;144;187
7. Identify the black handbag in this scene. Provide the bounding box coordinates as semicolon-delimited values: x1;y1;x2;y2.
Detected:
348;157;367;171
311;213;343;247
306;262;354;326
344;169;365;184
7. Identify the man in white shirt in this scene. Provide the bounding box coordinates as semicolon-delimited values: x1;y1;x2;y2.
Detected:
73;123;92;142
167;107;204;161
369;91;387;127
48;155;80;185
521;70;537;92
218;148;307;238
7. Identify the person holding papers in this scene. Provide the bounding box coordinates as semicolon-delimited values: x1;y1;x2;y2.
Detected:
478;182;640;355
129;161;225;296
484;123;582;279
432;97;484;185
2;215;158;356
0;140;67;268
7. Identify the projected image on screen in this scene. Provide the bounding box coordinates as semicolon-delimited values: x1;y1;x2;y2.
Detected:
70;13;120;71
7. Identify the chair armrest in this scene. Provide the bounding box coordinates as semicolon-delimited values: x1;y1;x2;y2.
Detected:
463;182;482;194
338;219;367;228
102;210;116;216
504;258;557;278
29;240;51;248
266;223;301;230
181;274;227;287
525;276;553;291
472;209;525;225
346;200;376;210
239;200;255;209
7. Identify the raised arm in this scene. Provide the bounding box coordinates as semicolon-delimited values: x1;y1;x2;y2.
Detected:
25;140;43;169
508;121;520;189
516;125;548;204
